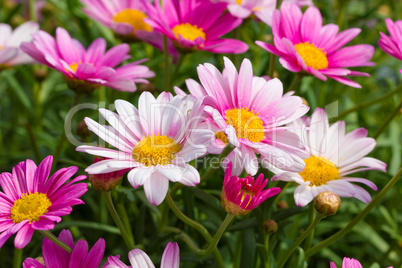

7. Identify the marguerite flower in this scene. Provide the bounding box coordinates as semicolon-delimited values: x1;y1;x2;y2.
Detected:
144;0;248;53
175;57;309;176
77;92;209;205
102;242;180;268
21;27;155;92
256;3;375;88
272;108;387;206
0;21;39;68
330;257;393;268
23;229;105;268
379;18;402;74
221;162;281;215
0;156;87;249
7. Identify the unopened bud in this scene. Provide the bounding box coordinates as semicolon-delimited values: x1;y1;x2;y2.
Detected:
139;83;156;93
301;97;309;107
34;67;48;82
89;157;127;191
314;191;341;216
263;220;278;234
35;257;45;265
276;200;288;210
76;121;89;139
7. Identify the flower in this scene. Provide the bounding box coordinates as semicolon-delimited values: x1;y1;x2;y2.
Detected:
211;0;313;25
77;92;208;205
221;162;281;215
379;18;402;74
256;3;375;88
88;157;129;191
20;27;155;92
144;0;248;53
0;21;39;68
102;242;180;268
23;229;105;268
175;57;309;176
0;156;87;249
272;108;387;207
330;257;393;268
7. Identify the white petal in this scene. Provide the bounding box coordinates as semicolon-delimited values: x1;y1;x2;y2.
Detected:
161;242;180;268
128;249;155;268
294;184;314;207
76;145;131;160
143;172;169;205
127;166;155;188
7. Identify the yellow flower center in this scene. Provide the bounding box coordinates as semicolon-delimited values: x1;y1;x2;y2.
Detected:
69;62;79;73
10;192;52;223
172;23;206;41
294;42;329;70
215;131;228;144
113;9;153;32
236;0;242;4
225;108;265;143
299;156;339;186
132;134;181;166
0;45;2;50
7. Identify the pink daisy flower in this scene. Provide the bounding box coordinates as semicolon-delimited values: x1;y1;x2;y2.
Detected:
144;0;248;53
102;242;180;268
0;156;87;249
175;57;309;176
77;92;209;205
221;162;281;215
330;257;393;268
0;21;39;67
256;3;375;88
23;229;105;268
20;27;155;92
379;18;402;74
272;108;387;206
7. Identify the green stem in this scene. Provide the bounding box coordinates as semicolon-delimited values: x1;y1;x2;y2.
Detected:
166;226;202;254
171;53;186;84
39;230;72;253
305;167;402;258
277;213;325;268
103;191;134;250
265;234;270;268
287;73;303;92
304;203;315;251
116;202;135;245
373;99;402;139
13;248;23;268
29;0;36;21
163;36;170;92
268;53;276;78
330;85;402;122
201;143;235;182
26;123;41;162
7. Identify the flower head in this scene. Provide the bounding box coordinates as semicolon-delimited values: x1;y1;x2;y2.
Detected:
273;108;387;206
0;156;87;249
256;3;375;88
330;257;393;268
0;21;39;68
89;157;129;191
23;229;105;268
221;162;281;215
144;0;248;53
176;57;309;176
379;18;402;74
77;92;208;205
21;27;155;92
102;242;180;268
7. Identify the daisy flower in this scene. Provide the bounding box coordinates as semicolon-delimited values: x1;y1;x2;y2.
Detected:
77;92;209;205
144;0;248;53
102;242;180;268
330;257;393;268
23;229;105;268
256;3;375;88
0;21;39;68
221;162;281;215
21;27;155;92
379;18;402;74
272;108;387;207
176;57;309;176
0;156;87;249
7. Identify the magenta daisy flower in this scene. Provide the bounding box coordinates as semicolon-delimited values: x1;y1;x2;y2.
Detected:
20;27;155;92
77;92;209;205
144;0;248;53
272;108;387;207
256;3;375;88
23;229;105;268
0;156;87;249
0;21;39;67
379;18;402;74
330;257;393;268
221;162;281;215
102;242;180;268
176;57;309;176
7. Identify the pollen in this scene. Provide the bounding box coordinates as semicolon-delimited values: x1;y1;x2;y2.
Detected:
225;108;265;143
172;23;206;41
299;156;339;186
10;192;52;223
132;134;181;166
113;9;153;32
215;131;228;144
294;42;329;70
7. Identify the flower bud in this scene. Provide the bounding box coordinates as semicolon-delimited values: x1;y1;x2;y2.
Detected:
276;200;288;210
76;121;90;139
35;257;45;265
34;67;48;83
88;157;128;191
263;220;278;234
314;191;341;216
